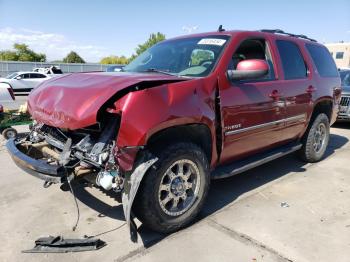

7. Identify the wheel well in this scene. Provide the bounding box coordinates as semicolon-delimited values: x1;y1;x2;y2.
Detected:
146;124;212;163
311;100;333;122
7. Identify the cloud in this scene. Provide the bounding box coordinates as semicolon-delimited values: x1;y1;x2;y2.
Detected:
0;27;108;62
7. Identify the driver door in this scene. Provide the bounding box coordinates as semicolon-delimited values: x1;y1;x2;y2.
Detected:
219;37;286;164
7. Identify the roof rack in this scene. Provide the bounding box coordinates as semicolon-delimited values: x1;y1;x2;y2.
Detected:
260;29;317;42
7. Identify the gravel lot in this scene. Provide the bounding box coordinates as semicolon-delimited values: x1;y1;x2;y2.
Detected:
0;98;349;261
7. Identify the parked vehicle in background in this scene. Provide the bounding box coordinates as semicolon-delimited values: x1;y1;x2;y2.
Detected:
337;69;350;121
33;66;63;75
0;82;15;102
0;71;53;94
6;28;341;242
106;65;124;72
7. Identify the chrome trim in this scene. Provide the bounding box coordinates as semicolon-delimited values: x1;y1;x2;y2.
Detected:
224;114;306;136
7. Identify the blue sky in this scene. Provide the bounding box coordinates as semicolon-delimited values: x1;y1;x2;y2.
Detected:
0;0;349;62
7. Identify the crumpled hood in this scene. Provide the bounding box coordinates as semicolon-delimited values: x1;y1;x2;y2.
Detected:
28;72;186;129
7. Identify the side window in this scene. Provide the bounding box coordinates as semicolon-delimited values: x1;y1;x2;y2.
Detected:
229;38;275;80
276;40;307;80
31;73;46;78
21;74;30;79
306;44;338;77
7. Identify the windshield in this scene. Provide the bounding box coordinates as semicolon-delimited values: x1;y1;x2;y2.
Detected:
6;73;18;79
340;70;350;86
123;35;230;77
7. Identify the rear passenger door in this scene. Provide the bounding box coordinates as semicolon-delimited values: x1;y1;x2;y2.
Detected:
274;39;313;141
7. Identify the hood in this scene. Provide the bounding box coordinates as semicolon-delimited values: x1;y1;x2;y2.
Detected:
28;72;187;129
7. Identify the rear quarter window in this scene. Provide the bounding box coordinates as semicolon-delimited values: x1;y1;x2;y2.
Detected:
305;44;339;77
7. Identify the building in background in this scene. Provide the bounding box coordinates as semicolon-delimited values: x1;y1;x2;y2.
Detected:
325;42;350;69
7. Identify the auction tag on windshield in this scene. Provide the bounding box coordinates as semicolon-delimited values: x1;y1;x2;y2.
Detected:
198;38;226;46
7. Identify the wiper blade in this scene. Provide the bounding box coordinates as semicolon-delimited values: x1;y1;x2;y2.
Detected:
143;68;177;76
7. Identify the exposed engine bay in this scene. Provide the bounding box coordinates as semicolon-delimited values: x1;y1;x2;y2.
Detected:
16;113;124;192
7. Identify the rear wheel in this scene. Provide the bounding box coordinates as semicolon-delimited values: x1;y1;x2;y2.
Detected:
299;113;330;162
133;142;210;233
2;128;17;140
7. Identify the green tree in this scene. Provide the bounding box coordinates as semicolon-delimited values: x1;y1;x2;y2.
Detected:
129;32;165;62
0;43;46;62
100;55;129;65
62;51;85;63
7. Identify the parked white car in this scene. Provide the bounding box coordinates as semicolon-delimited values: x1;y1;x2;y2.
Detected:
33;66;63;75
0;72;53;94
0;82;15;102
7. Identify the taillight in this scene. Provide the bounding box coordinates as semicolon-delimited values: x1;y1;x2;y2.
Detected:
7;88;15;100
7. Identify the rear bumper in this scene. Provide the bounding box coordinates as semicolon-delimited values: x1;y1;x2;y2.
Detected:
6;138;65;183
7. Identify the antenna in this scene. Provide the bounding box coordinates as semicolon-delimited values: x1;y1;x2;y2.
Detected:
218;25;225;32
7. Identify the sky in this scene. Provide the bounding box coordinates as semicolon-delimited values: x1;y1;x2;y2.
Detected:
0;0;349;62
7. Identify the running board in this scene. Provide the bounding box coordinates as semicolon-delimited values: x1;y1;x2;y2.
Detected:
211;142;302;179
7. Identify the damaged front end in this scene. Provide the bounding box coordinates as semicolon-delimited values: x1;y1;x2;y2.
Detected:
6;112;156;242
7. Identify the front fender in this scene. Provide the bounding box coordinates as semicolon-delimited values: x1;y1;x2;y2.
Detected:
122;154;158;243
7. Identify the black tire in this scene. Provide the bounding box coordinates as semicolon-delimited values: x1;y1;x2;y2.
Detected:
133;142;210;233
2;127;17;140
299;113;330;162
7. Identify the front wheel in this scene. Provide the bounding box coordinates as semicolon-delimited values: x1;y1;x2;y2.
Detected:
2;127;18;140
299;113;330;162
133;142;210;233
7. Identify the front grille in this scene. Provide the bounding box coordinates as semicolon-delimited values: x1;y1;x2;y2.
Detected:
340;96;350;107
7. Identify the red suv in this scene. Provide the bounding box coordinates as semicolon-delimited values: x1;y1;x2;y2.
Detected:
7;29;341;242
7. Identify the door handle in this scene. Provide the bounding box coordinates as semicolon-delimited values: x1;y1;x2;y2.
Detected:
306;85;317;93
269;90;281;100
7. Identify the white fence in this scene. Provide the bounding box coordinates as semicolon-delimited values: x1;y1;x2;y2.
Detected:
0;61;122;77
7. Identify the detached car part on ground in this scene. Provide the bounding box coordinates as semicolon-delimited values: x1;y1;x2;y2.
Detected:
6;28;341;242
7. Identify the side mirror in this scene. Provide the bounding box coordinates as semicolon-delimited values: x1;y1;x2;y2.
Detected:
227;59;269;81
15;76;22;80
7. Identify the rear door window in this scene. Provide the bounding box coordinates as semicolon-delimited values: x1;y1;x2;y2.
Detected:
306;44;338;77
276;40;307;80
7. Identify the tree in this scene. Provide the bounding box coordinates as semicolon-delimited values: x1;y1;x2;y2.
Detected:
129;32;165;61
0;43;46;62
62;51;85;63
100;55;129;65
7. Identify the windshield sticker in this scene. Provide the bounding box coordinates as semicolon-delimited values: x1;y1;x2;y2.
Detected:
198;38;226;46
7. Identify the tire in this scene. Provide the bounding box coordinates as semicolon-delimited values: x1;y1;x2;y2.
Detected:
2;127;17;140
299;113;330;162
133;142;210;233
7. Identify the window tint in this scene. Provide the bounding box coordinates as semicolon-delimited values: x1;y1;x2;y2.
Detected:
306;44;339;77
276;40;307;80
20;74;30;79
336;52;344;59
30;73;46;78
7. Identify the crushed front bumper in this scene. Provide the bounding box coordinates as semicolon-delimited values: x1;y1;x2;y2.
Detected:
6;137;158;243
6;138;65;183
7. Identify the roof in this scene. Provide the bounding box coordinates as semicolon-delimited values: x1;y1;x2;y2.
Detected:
166;28;318;44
